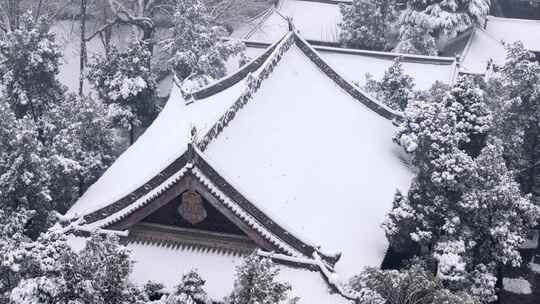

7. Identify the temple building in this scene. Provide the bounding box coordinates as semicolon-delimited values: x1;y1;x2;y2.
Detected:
65;29;415;303
65;0;540;302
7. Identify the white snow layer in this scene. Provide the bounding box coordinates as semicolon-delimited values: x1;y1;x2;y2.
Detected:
318;48;456;90
460;28;507;75
67;78;246;218
503;277;532;295
236;0;342;43
486;16;540;53
238;45;456;90
204;44;413;280
127;241;350;303
529;262;540;274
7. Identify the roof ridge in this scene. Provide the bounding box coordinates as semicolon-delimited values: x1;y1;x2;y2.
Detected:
292;31;402;121
231;36;456;64
459;27;476;67
196;31;296;151
315;45;456;64
244;7;276;40
180;35;284;101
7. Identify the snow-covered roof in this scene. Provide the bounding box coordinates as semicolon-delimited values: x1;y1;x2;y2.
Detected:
237;43;457;91
486;16;540;53
127;241;351;303
316;46;457;90
67;29;412;295
66;65;248;219
204;36;412;280
234;0;343;44
439;25;511;75
458;27;507;75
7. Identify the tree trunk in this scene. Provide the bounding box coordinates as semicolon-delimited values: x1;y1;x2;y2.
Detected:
101;0;113;57
79;0;88;96
129;120;135;145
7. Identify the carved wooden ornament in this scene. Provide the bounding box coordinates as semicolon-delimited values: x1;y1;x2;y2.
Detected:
178;190;207;225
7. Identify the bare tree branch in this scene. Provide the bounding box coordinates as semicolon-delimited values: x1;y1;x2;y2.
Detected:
84;18;118;42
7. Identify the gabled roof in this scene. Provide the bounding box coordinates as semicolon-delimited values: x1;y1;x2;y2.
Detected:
442;26;507;75
202;32;412;279
66;29;412;298
486;16;540;53
233;0;344;45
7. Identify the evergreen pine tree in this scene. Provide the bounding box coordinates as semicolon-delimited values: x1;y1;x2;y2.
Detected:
164;270;210;304
486;42;540;203
393;24;438;56
365;57;415;110
399;0;490;38
227;254;291;304
0;12;64;123
339;0;398;51
8;233;147;304
160;0;245;89
87;39;158;144
383;76;539;302
349;266;478;304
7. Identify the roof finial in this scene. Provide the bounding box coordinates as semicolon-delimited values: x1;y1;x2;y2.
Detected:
190;125;198;144
287;17;294;31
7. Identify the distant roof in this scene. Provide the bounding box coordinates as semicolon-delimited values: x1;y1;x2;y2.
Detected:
238;40;458;90
445;26;508;75
66;30;412;296
233;0;344;44
486;16;540;53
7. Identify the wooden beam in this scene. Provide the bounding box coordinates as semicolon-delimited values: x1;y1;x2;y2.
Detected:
108;173;280;254
109;175;191;230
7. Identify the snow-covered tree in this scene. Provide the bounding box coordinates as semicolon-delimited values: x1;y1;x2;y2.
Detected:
144;281;166;301
485;42;540;202
8;233;147;304
0;12;64;123
227;253;291;304
160;0;245;88
339;0;398;51
365;57;415;110
383;76;539;302
399;0;490;38
0;208;34;302
161;270;210;304
45;94;118;212
0;100;53;237
87;39;158;144
0;94;118;236
393;23;438;56
349;266;478;304
0;14;119;236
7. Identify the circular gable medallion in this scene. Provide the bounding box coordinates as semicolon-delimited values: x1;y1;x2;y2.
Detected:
178;190;207;225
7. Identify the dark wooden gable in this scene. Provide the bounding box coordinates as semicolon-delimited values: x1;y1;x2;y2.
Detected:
141;190;246;236
108;171;278;253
